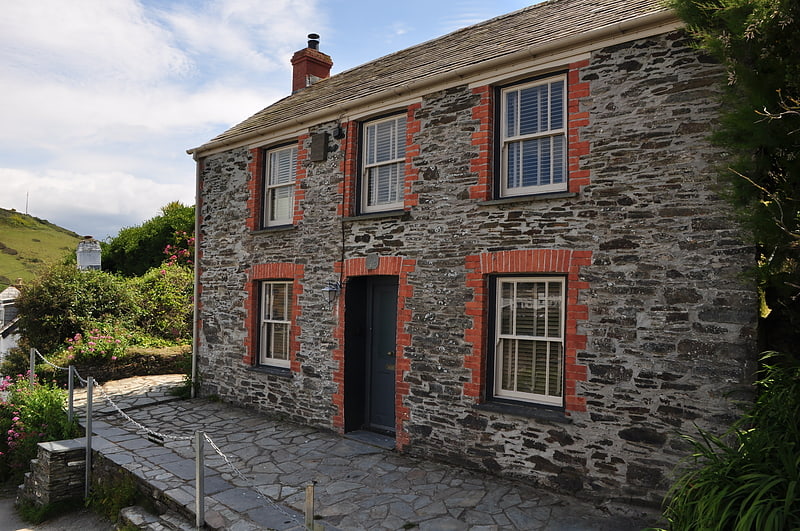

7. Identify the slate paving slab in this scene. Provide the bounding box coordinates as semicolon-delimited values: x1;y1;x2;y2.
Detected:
73;375;663;530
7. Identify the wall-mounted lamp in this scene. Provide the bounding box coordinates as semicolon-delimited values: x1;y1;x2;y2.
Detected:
321;280;344;305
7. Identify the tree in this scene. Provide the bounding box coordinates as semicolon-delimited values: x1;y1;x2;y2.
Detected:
668;0;800;352
102;202;195;276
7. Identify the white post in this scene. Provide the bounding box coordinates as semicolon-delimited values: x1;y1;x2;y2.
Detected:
29;348;35;386
85;377;94;499
195;431;205;530
68;366;74;423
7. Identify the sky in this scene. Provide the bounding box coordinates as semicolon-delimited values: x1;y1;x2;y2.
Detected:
0;0;536;240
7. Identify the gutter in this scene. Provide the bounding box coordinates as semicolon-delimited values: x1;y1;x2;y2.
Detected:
187;9;679;157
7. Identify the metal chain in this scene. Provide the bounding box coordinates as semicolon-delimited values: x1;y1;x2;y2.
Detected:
93;383;193;442
203;433;303;524
33;348;70;371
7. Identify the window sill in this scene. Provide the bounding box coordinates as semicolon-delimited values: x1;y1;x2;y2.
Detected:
251;224;297;235
247;365;293;378
343;210;409;223
480;191;577;207
474;401;572;424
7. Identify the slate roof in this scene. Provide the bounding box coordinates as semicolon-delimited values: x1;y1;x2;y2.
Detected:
191;0;671;154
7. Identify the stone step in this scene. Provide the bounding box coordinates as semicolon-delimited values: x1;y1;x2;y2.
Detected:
119;505;196;531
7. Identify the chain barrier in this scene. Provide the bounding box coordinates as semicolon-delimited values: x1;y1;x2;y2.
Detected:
94;383;193;442
203;433;304;524
32;348;303;525
33;348;70;371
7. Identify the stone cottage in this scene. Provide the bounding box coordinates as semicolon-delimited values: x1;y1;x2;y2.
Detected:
189;0;757;507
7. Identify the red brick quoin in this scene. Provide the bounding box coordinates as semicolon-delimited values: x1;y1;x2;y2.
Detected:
244;263;305;372
330;256;416;449
464;249;591;413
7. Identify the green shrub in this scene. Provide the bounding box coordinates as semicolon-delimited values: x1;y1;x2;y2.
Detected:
133;264;193;342
664;353;800;530
0;374;80;483
14;263;140;353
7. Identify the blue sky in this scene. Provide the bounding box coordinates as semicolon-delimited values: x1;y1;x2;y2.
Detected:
1;0;535;240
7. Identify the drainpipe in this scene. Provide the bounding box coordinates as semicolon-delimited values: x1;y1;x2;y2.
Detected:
191;153;201;398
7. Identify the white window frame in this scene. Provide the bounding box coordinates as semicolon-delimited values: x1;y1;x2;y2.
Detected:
500;76;567;197
361;114;407;213
493;276;565;406
259;280;292;368
263;144;297;227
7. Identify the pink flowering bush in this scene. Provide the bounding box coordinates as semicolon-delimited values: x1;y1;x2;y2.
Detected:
0;374;79;482
163;230;194;268
64;324;132;364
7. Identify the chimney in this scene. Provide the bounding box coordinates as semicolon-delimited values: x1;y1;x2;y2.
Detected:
291;33;333;93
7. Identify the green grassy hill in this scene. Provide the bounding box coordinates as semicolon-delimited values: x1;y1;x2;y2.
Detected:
0;208;81;290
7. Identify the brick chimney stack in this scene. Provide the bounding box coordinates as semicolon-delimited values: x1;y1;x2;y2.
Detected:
291;33;333;93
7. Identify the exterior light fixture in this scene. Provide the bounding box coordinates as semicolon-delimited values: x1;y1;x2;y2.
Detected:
321;280;343;305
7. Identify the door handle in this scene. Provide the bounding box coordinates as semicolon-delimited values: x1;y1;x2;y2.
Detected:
387;351;395;357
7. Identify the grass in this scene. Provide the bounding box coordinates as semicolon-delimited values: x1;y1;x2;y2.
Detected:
0;208;81;289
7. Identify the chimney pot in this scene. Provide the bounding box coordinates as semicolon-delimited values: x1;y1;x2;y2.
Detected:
307;33;320;50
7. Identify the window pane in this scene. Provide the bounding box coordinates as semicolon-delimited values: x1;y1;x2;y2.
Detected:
550;80;564;130
271;322;290;360
506;142;521;189
515;282;536;336
520;139;540;187
552;135;565;184
499;338;515;392
270;283;290;320
506;91;518;137
533;340;549;395
269;186;292;222
367;163;401;206
500;282;514;335
269;147;296;185
547;281;562;338
517;339;535;393
548;342;564;396
519;85;544;135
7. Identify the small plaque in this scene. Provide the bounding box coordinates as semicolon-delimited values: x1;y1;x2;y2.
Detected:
366;253;379;270
309;132;328;162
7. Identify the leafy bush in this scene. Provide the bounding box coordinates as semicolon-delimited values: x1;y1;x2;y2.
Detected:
14;263;140;353
663;353;800;530
0;374;80;483
134;264;193;342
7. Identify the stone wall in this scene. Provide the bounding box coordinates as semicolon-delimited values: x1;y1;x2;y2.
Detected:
196;31;757;506
18;439;85;507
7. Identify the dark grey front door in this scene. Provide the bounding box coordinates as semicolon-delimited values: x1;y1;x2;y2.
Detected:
343;276;398;435
367;277;397;433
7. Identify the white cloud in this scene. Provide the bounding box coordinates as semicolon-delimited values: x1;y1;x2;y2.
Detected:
1;168;194;239
0;0;322;239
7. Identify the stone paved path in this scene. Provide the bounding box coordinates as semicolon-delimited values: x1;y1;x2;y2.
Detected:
74;375;662;530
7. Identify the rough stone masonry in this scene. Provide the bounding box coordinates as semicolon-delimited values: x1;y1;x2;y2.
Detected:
195;30;757;508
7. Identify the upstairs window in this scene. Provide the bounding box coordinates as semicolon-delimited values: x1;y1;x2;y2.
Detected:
263;144;297;227
259;280;292;367
361;114;406;213
499;76;567;197
493;277;565;406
